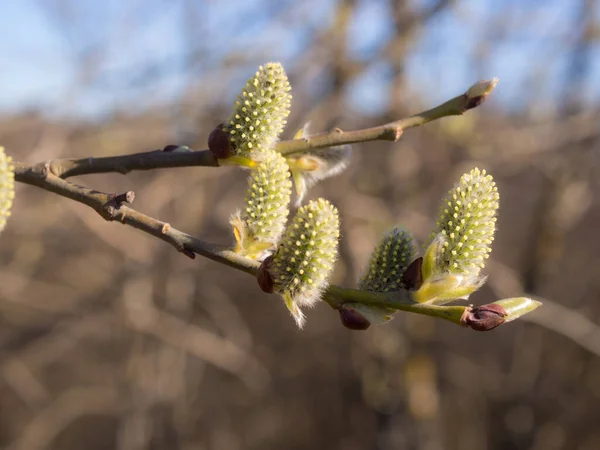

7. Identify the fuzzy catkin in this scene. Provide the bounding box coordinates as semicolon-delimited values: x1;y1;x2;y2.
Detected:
359;227;415;292
231;150;292;257
226;62;291;159
429;167;499;278
270;198;340;327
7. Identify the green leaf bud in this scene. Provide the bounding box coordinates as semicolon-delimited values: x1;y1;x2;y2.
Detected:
268;198;340;328
490;297;542;323
224;62;291;161
0;146;15;233
231;150;292;259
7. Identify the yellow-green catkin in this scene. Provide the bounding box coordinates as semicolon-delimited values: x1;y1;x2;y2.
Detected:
231;150;292;259
430;167;498;277
0;147;15;233
225;62;291;160
359;227;415;292
270;198;340;328
416;168;499;304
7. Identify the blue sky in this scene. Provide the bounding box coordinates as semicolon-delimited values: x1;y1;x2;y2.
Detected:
1;0;598;118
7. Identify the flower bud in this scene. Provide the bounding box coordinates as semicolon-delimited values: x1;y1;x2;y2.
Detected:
353;228;416;325
256;255;275;293
208;123;233;159
460;303;507;331
339;304;371;330
269;198;340;328
0;147;15;234
224;62;291;161
231;150;292;259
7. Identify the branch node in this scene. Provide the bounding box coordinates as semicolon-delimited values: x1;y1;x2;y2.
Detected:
41;162;50;179
161;223;171;234
102;205;117;220
100;191;135;220
393;128;403;141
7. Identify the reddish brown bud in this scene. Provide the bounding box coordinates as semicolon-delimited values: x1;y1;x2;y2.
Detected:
465;94;486;110
257;255;275;293
163;144;180;152
339;304;371;331
461;303;507;331
464;78;498;110
208;123;233;159
402;257;423;291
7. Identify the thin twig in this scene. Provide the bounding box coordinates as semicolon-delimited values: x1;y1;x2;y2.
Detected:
13;80;491;180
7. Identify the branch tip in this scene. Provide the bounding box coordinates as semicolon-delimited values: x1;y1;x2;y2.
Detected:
465;77;499;110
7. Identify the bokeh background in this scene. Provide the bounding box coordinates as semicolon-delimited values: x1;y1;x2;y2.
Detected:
1;1;600;449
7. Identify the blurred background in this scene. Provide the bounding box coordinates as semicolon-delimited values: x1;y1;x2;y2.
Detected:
1;0;600;449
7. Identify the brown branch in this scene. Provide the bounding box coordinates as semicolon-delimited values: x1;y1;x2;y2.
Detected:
12;78;496;180
14;161;477;327
9;78;504;329
14;162;258;275
33;146;219;179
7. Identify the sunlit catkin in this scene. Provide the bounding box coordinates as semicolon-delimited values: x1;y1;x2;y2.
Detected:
269;198;339;328
231;150;292;259
430;167;498;277
416;168;499;304
225;62;291;160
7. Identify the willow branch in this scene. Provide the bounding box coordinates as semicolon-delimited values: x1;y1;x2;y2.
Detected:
14;79;496;180
14;160;470;326
14;162;257;275
277;84;493;156
10;79;501;328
